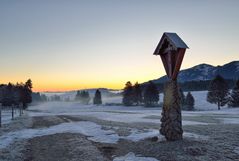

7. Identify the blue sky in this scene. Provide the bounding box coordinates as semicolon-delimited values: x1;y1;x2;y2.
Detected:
0;0;239;91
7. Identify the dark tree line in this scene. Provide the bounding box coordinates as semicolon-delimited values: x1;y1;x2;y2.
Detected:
75;90;90;104
123;74;238;110
0;79;33;109
143;79;236;92
122;81;159;107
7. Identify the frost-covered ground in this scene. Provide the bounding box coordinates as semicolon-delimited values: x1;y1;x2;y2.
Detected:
0;91;239;161
0;109;20;125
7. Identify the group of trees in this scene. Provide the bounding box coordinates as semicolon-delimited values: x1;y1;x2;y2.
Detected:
75;89;103;105
122;80;195;109
75;90;90;104
122;81;159;107
122;75;239;110
207;75;239;110
32;92;47;102
0;79;33;109
179;89;195;111
144;81;159;106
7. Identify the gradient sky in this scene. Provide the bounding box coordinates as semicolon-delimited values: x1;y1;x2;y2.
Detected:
0;0;239;92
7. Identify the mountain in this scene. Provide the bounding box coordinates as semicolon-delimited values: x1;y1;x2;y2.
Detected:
151;61;239;83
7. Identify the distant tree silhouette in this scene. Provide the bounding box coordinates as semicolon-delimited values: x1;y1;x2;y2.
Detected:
0;79;33;120
75;90;90;104
75;91;81;101
1;83;14;106
228;80;239;107
207;75;229;110
185;92;195;111
133;82;142;105
32;92;42;102
40;94;47;102
51;95;61;101
93;89;102;105
122;81;134;106
21;79;33;109
143;81;159;107
179;88;186;109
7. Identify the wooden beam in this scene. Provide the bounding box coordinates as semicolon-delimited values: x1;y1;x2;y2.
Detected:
172;48;186;80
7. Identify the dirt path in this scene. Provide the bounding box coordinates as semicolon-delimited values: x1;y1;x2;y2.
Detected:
25;115;239;161
23;133;109;161
1;113;239;161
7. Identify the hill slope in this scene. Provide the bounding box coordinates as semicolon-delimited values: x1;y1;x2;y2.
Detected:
152;61;239;83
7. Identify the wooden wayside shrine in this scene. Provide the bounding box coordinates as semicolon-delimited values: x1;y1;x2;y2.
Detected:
153;32;188;141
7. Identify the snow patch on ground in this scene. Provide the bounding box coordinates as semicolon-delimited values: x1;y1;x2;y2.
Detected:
126;129;159;142
184;132;209;140
0;121;119;149
27;102;209;126
113;152;160;161
1;110;20;125
0;121;160;149
233;147;239;154
0;120;209;150
219;118;239;124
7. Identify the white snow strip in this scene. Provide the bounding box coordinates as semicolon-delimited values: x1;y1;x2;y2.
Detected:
0;121;158;149
0;121;119;149
184;132;209;140
219;118;239;124
182;120;208;126
28;109;209;126
113;152;159;161
233;147;239;155
126;129;160;142
0;119;209;150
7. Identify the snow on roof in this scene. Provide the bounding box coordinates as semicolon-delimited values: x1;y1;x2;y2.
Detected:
153;32;188;55
164;32;189;49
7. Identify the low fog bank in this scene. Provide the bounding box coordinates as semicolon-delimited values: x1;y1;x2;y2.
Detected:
32;91;225;111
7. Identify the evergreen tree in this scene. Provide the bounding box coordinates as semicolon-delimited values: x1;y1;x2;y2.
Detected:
93;89;102;105
179;88;186;109
185;92;195;111
207;75;229;110
40;94;48;102
133;82;142;105
143;81;159;107
51;95;61;101
122;81;134;106
228;80;239;107
75;90;81;101
21;79;33;109
1;83;14;106
0;79;33;109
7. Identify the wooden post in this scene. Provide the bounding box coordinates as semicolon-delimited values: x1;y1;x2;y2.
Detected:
160;80;183;141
